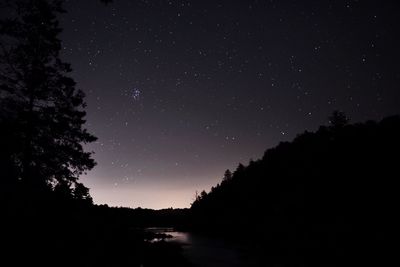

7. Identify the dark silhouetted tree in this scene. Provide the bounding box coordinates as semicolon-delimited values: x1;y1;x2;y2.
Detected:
73;182;92;203
329;110;349;128
234;163;245;176
222;169;232;182
200;190;207;199
0;0;96;199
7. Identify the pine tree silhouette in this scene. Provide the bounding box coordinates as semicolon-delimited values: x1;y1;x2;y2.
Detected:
0;0;96;199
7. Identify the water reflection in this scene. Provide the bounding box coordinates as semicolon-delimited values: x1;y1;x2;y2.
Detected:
145;227;189;244
146;228;254;267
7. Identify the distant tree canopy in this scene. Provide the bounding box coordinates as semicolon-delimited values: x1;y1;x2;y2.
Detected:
222;169;232;182
0;0;96;202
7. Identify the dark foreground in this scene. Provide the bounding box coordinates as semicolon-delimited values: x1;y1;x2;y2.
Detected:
3;194;190;267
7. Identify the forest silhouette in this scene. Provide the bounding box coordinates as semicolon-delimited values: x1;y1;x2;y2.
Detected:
1;0;397;266
190;112;398;265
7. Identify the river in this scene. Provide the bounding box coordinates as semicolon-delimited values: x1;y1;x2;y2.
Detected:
146;228;258;267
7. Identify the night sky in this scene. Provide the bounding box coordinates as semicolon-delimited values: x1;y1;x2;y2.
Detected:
59;0;400;209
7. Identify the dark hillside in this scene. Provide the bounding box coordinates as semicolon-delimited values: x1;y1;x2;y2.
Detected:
190;115;399;264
